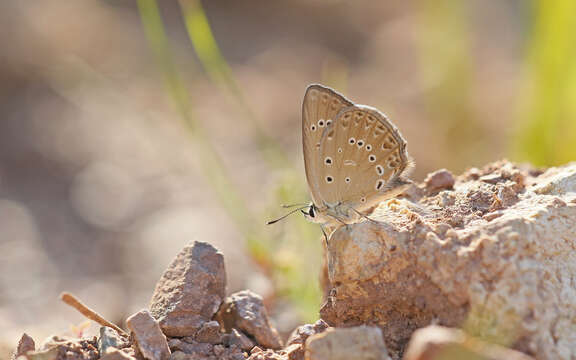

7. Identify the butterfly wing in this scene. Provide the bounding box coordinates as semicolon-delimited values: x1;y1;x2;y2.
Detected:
317;104;411;213
302;84;353;207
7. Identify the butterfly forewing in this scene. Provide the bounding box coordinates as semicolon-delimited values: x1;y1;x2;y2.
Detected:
302;85;353;206
318;105;409;212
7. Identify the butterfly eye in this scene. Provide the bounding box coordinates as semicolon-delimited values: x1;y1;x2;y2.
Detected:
325;157;333;165
326;119;333;126
349;137;356;145
369;155;376;162
326;176;334;183
366;145;372;151
375;179;384;190
310;124;316;131
338;148;343;153
308;206;315;218
357;140;364;148
345;177;351;183
318;120;325;127
376;165;384;176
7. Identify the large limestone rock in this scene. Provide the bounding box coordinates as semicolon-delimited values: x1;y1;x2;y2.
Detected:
320;161;576;359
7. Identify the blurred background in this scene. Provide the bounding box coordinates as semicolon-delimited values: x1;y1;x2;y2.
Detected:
1;0;575;355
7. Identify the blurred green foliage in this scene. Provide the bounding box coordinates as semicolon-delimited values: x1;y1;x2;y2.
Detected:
515;0;576;166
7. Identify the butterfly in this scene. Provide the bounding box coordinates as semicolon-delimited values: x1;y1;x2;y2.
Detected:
299;84;412;231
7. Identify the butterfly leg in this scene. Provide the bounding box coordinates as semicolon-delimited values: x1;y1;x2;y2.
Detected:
321;225;329;247
350;207;379;224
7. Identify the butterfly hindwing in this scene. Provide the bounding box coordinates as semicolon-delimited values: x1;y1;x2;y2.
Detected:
317;105;410;212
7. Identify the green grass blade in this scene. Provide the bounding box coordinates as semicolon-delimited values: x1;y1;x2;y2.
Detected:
515;0;576;166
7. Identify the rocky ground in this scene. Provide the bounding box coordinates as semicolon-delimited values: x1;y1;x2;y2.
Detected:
11;160;576;360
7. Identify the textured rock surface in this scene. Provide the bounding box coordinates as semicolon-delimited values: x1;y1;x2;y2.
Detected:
99;348;137;360
305;326;389;360
27;336;99;360
126;310;171;360
320;161;576;359
217;290;283;349
150;241;226;337
424;168;455;193
98;327;129;355
225;328;255;352
167;338;245;360
194;321;223;345
286;320;328;347
13;333;35;359
403;325;534;360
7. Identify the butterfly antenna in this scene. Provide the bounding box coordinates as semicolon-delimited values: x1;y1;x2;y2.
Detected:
281;202;309;208
266;206;309;225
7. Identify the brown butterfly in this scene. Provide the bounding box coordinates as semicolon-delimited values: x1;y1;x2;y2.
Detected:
300;84;412;229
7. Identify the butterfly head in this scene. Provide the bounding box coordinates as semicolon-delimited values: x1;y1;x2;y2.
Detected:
302;203;334;224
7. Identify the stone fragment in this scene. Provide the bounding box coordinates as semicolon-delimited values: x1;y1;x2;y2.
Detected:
286;320;328;347
13;333;35;359
283;320;328;360
167;340;245;360
31;336;99;360
194;320;222;344
212;345;246;360
100;348;136;360
168;351;184;360
403;325;534;360
224;328;255;351
24;347;59;360
284;344;303;360
217;290;282;349
304;326;388;360
98;327;130;354
150;241;226;337
126;310;170;360
425;169;455;192
167;338;212;356
247;348;285;360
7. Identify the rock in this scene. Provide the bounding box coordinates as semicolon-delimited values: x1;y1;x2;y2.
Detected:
284;344;303;360
167;340;245;360
286;320;328;347
403;325;534;360
247;348;285;360
281;320;329;360
424;169;454;192
168;351;188;360
13;333;35;359
319;161;576;359
98;327;130;354
126;310;171;360
224;328;255;351
26;336;99;360
212;345;246;360
194;320;222;344
217;290;283;349
304;326;388;360
100;348;137;360
23;347;59;360
150;241;226;337
167;338;212;356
